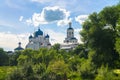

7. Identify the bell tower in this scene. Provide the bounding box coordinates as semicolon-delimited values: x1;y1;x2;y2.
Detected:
67;22;74;38
64;22;78;43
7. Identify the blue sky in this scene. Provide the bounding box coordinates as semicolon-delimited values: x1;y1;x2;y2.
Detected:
0;0;119;51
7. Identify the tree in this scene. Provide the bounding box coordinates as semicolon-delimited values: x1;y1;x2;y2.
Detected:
73;44;88;58
115;18;120;54
47;60;69;80
114;18;120;68
7;69;23;80
99;5;120;28
80;4;120;68
9;51;21;66
17;49;34;65
95;65;117;80
52;43;60;51
0;48;9;66
8;65;38;80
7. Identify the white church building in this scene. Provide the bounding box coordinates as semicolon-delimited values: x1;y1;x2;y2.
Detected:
26;28;51;50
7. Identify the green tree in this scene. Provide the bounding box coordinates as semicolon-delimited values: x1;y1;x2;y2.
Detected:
115;18;120;54
80;4;120;68
73;44;88;58
95;65;118;80
79;57;96;79
0;48;9;66
52;43;60;51
17;49;34;65
47;60;69;80
9;51;21;66
7;69;23;80
114;18;120;68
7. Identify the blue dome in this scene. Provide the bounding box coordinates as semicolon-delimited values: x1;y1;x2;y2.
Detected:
14;42;24;51
67;27;73;30
14;47;24;51
45;34;49;38
29;35;33;39
35;29;43;37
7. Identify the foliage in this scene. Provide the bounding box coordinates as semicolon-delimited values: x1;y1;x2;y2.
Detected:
95;65;118;80
79;58;96;79
80;4;120;68
0;66;16;80
52;43;60;51
1;4;120;80
47;60;68;75
115;18;120;54
0;48;9;66
9;51;22;66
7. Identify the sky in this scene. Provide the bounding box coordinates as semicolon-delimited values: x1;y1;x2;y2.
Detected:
0;0;119;51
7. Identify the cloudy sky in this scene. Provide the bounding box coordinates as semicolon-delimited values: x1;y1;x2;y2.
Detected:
0;0;119;51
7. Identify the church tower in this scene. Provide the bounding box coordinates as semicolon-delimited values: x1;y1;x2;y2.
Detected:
64;22;78;43
67;22;74;38
60;22;78;51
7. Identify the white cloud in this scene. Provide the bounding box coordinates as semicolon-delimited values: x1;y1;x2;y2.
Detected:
74;28;82;33
0;32;29;51
43;6;70;21
19;16;24;22
26;18;32;26
44;29;65;44
74;28;83;44
75;15;88;25
57;18;72;27
32;12;48;26
26;6;70;27
75;32;82;44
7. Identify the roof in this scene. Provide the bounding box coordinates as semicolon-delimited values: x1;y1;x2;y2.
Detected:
29;35;33;39
67;27;73;30
14;42;24;51
45;34;49;38
14;47;24;51
34;29;43;37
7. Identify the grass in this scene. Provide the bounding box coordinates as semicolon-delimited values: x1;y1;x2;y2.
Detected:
0;66;16;80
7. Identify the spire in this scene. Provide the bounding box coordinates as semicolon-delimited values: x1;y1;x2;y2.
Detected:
38;26;40;30
18;42;21;47
69;22;72;28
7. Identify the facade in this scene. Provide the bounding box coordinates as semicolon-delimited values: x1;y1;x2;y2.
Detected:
14;42;24;51
26;28;51;50
60;22;78;51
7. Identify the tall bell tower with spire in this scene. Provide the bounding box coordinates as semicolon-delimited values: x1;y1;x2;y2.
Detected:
64;22;78;43
67;22;74;38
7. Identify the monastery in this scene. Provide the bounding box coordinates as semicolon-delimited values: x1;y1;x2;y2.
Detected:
14;22;78;51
